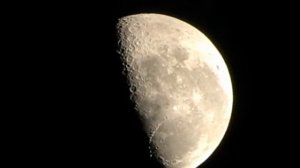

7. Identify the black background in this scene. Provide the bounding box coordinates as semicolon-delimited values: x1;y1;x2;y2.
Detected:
6;0;298;167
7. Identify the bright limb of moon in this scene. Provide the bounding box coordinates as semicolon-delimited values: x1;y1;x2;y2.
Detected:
116;13;233;168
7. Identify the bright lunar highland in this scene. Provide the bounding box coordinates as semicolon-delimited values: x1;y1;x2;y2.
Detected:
116;13;233;168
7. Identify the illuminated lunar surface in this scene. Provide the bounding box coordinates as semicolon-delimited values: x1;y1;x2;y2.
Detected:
116;13;233;168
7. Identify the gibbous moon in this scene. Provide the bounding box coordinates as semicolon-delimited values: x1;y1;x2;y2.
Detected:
116;14;233;168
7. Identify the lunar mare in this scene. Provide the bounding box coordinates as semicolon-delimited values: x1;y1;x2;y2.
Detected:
116;14;233;168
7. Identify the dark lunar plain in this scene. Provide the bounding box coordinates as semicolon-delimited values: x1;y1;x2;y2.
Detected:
8;0;297;167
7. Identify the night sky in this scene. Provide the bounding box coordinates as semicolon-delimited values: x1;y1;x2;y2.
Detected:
10;0;296;167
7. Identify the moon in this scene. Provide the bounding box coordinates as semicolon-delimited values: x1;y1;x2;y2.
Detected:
116;13;233;168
